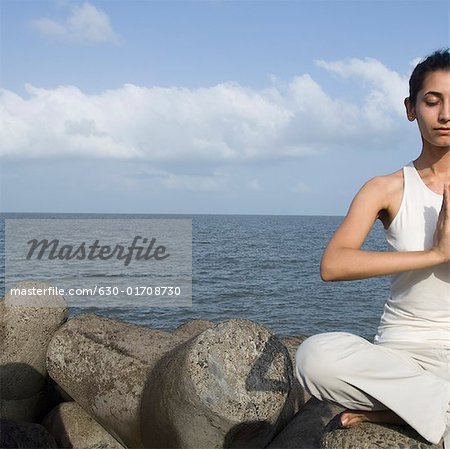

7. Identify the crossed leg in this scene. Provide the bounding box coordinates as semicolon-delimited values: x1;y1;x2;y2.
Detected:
294;332;449;445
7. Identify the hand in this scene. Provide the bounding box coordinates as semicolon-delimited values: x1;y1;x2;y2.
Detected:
432;183;450;263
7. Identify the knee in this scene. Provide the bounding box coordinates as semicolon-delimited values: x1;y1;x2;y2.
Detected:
295;332;348;389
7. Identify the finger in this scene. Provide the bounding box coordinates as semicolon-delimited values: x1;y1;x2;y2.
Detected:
444;184;450;215
439;184;448;215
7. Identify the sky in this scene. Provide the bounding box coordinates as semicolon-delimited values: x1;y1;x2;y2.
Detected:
1;0;449;215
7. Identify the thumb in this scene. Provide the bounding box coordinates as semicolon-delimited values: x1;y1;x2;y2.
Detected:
445;183;450;212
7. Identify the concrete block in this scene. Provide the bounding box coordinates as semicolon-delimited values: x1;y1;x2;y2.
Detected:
46;313;186;448
42;402;125;449
173;319;215;338
1;281;68;421
47;314;296;448
143;319;296;448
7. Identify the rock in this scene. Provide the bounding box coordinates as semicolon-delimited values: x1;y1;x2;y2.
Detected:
267;398;344;449
0;281;68;422
281;335;309;366
143;319;296;449
46;313;184;448
0;418;57;448
281;335;311;411
173;319;215;338
47;314;296;448
320;414;443;449
42;402;126;449
45;377;73;407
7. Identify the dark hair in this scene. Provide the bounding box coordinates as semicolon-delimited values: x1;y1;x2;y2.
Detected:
409;48;450;105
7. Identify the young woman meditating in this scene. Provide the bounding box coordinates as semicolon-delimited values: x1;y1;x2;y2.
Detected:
295;49;450;446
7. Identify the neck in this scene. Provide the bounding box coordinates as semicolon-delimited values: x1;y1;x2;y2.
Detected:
414;142;450;179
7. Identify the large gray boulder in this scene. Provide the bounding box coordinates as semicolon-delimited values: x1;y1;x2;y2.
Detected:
1;281;68;422
42;402;126;449
173;319;215;338
320;415;443;448
47;313;183;448
266;398;344;449
143;319;296;449
47;314;296;448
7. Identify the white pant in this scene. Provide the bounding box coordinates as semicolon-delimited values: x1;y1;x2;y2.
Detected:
295;332;450;445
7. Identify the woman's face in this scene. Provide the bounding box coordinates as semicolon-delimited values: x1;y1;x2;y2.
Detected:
407;69;450;149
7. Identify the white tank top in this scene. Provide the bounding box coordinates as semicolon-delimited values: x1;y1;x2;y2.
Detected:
374;162;450;348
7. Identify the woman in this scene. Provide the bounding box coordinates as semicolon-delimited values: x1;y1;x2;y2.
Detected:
295;49;450;446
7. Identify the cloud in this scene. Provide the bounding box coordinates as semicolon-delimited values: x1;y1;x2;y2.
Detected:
32;17;67;38
0;58;411;162
316;57;409;117
32;2;121;44
410;57;423;68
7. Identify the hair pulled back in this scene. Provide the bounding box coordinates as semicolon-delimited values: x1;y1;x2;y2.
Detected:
409;48;450;105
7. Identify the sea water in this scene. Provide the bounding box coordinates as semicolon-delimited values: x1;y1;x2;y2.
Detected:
0;213;388;340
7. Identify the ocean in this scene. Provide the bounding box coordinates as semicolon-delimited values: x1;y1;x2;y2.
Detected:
0;213;389;341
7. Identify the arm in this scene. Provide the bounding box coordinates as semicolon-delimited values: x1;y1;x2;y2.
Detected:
320;177;450;282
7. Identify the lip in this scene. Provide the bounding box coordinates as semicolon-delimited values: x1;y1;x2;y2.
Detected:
434;128;450;134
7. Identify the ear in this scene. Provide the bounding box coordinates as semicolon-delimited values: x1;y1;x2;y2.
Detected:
404;97;416;121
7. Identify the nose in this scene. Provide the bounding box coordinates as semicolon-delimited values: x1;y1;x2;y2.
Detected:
439;100;450;122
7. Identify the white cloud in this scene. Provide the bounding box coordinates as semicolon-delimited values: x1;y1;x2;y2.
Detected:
316;57;409;117
410;57;422;68
32;17;67;38
0;58;411;162
31;2;121;45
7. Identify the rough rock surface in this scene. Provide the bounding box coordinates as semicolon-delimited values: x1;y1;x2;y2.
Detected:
320;415;444;449
267;398;344;449
42;402;126;449
143;319;296;449
46;313;185;448
47;314;296;448
1;281;68;421
173;319;215;338
0;418;57;448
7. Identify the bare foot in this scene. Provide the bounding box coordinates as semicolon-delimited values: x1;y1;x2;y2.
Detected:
340;409;407;428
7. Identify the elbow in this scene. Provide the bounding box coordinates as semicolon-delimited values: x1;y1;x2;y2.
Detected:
320;257;339;282
320;266;334;282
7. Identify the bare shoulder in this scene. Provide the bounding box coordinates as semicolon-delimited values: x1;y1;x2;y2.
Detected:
325;168;404;249
361;169;403;228
363;169;403;197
